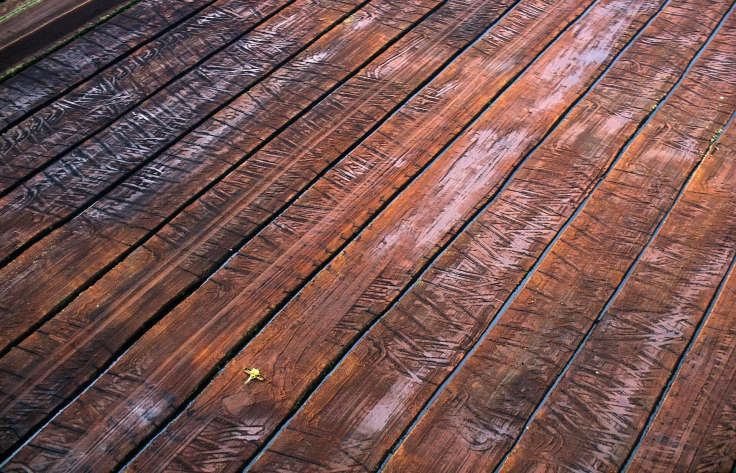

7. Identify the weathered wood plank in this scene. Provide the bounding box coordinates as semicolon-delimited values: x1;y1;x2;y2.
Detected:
498;119;736;473
0;0;300;194
0;0;215;130
0;0;440;359
0;0;136;75
0;0;514;452
1;1;730;471
110;1;678;471
378;7;736;473
0;0;438;346
1;0;633;468
621;133;736;473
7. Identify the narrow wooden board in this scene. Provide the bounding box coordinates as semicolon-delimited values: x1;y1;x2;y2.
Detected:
622;130;736;473
0;0;214;130
379;6;736;473
0;0;517;452
0;0;300;193
0;0;441;351
0;0;632;468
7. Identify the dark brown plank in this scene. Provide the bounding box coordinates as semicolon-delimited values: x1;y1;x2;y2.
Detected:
379;7;736;473
110;1;680;471
0;0;514;452
0;0;215;130
0;0;625;468
0;0;134;74
627;233;736;473
0;0;300;194
0;0;439;352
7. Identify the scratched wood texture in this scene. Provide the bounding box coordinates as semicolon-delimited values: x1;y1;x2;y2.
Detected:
495;59;736;473
1;0;593;465
0;0;298;193
1;0;735;472
0;0;441;352
0;0;137;75
382;2;736;471
4;0;665;469
252;1;736;471
0;0;361;251
626;174;736;472
0;0;215;130
0;0;516;453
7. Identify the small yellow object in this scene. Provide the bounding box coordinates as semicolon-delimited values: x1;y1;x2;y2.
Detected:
244;368;265;384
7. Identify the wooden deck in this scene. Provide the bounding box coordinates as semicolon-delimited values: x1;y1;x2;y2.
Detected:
0;0;735;471
0;0;133;75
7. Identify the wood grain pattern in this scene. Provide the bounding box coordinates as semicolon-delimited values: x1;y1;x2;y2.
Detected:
499;94;736;473
0;0;439;352
621;129;736;473
1;0;733;470
114;1;675;471
0;0;512;453
381;6;736;473
1;0;622;469
0;0;137;75
0;0;298;193
0;0;214;131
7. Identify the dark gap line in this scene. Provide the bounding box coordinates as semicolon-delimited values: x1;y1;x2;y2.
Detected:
0;0;443;361
0;0;452;462
0;0;301;198
0;0;373;272
489;12;736;469
0;0;225;132
619;113;736;473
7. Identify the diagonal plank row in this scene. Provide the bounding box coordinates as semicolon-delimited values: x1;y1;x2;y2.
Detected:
2;0;735;471
496;115;736;471
0;0;216;131
0;0;375;251
0;0;301;192
626;193;736;473
248;2;736;472
0;0;665;469
0;0;521;453
0;0;443;350
381;4;736;472
0;0;603;466
110;0;704;471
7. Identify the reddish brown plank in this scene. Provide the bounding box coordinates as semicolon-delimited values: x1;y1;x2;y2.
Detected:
0;0;440;353
627;294;736;473
0;0;516;451
379;8;736;473
621;138;736;473
1;0;643;468
0;0;301;194
0;0;215;130
498;118;736;473
109;0;682;471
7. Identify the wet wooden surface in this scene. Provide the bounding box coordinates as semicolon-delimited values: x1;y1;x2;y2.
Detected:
0;0;134;74
0;0;734;471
